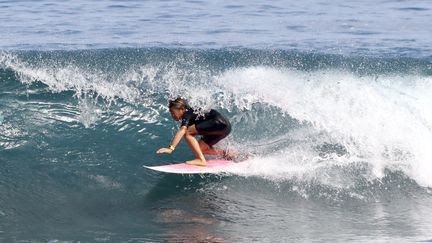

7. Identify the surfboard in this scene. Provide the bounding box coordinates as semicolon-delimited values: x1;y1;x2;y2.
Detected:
143;159;235;174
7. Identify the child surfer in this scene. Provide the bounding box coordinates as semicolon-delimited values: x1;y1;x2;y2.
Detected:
156;97;232;166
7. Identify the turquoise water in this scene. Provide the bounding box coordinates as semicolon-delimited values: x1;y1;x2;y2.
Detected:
1;1;432;242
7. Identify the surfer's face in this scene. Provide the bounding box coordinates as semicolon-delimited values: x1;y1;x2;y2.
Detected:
169;108;185;121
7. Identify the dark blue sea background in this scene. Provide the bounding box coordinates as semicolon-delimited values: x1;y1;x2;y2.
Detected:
1;0;432;241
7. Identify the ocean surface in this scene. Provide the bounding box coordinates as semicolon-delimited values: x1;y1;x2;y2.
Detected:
1;0;432;242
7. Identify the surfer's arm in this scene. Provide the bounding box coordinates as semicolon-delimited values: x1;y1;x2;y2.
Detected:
169;126;187;149
156;126;187;154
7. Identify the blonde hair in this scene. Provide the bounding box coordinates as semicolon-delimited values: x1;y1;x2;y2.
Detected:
168;97;191;110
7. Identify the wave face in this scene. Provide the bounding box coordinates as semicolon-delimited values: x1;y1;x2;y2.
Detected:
1;48;432;241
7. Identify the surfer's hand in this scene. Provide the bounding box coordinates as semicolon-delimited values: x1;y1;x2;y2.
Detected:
157;148;173;154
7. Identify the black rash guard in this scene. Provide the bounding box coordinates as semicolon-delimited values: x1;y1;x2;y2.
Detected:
180;109;231;146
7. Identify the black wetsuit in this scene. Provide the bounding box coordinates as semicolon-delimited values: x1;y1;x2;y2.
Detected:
180;109;231;146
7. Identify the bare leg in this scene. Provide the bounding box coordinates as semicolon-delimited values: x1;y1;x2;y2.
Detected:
184;125;207;166
198;140;224;156
198;140;238;160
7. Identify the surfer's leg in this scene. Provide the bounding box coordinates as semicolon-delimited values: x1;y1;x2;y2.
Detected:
184;125;207;166
194;117;235;160
199;139;238;160
198;140;224;156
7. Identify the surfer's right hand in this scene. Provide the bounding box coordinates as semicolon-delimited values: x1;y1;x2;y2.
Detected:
156;148;173;154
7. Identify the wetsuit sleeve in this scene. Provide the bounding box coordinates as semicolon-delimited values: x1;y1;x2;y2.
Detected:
180;109;194;127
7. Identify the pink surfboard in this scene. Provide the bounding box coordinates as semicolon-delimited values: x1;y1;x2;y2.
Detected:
143;159;235;174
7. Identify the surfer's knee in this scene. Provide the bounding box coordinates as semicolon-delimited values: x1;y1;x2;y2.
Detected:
183;131;195;140
184;130;191;137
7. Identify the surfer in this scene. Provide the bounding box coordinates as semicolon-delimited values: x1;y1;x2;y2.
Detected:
156;97;232;166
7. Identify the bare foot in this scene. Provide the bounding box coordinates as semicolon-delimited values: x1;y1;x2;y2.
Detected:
185;158;207;166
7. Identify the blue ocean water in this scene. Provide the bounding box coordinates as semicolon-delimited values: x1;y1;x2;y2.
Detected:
1;0;431;56
1;0;432;242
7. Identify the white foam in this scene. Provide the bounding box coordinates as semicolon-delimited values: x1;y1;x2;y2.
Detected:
0;53;141;103
214;66;432;187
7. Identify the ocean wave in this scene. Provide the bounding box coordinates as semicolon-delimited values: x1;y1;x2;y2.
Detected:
1;48;432;193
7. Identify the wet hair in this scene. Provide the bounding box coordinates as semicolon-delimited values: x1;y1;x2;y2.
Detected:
168;97;191;110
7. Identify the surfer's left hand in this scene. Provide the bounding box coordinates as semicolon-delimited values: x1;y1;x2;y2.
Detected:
156;148;173;154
